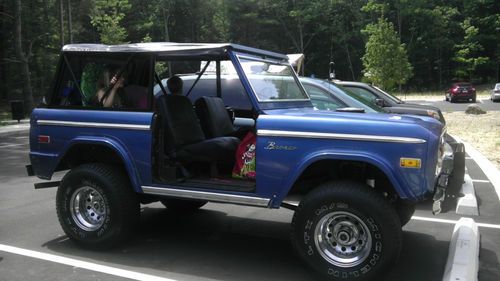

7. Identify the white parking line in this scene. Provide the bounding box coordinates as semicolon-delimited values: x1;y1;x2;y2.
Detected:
460;139;500;200
0;244;178;281
412;216;500;229
471;179;490;183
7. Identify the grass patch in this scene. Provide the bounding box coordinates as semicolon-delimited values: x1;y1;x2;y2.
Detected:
443;111;500;169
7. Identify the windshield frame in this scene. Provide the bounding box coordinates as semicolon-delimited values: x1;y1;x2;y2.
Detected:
371;85;403;104
318;80;384;113
235;54;310;103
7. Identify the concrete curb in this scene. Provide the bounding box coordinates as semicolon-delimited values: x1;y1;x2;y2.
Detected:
456;174;479;216
456;137;500;201
442;217;480;281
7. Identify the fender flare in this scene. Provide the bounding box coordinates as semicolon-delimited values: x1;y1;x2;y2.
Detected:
57;136;142;192
277;151;413;204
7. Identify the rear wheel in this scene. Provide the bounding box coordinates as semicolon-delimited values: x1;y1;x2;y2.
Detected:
56;163;139;249
291;181;401;281
160;198;207;212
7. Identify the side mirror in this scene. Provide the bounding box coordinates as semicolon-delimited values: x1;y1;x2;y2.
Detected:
375;98;385;107
336;107;365;113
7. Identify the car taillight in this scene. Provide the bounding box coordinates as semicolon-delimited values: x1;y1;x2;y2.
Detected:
452;87;458;93
38;135;50;143
471;88;475;91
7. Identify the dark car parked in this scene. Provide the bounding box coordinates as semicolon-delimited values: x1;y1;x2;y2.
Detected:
445;82;476;103
336;81;445;124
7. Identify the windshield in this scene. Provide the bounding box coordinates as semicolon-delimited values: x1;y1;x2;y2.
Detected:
238;57;309;102
372;85;403;104
318;80;383;113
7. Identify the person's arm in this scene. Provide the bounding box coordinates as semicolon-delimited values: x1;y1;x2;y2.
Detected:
97;76;124;107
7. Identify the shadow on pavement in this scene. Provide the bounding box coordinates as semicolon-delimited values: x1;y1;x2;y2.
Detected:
43;206;314;281
478;228;500;281
384;231;449;281
42;205;458;281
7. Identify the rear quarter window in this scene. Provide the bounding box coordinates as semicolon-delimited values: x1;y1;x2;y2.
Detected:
50;54;152;111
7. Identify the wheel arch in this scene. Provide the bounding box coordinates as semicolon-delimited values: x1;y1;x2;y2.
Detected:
55;137;141;192
276;152;411;207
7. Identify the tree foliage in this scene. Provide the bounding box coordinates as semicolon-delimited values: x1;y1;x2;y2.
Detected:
453;18;489;80
90;0;131;44
362;17;412;90
0;0;498;107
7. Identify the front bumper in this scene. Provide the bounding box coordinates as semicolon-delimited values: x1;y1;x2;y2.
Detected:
432;146;455;215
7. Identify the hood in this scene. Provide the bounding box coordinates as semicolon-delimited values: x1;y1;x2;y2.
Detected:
260;108;444;141
386;103;445;124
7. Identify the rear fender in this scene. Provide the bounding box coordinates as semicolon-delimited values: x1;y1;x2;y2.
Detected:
59;136;141;192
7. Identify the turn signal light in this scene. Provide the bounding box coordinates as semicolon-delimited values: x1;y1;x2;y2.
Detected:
400;158;421;168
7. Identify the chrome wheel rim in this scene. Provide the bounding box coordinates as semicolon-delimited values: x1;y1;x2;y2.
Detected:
314;211;372;268
70;186;107;231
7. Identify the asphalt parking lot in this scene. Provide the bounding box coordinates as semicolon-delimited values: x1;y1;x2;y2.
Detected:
0;115;499;281
405;97;500;112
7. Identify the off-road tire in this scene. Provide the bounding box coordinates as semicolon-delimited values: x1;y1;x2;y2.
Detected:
160;198;207;212
395;201;416;226
291;181;401;281
56;163;139;249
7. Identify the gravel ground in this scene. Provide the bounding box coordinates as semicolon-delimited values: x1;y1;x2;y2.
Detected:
443;111;500;169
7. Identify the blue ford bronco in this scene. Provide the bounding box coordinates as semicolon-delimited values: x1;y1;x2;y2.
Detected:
27;43;452;281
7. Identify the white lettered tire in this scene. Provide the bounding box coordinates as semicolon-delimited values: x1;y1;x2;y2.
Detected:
56;163;139;249
291;181;402;280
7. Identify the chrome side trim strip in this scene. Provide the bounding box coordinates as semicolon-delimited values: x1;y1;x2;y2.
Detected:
37;120;150;131
141;186;270;207
257;129;426;144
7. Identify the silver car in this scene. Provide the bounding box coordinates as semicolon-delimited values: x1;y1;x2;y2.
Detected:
491;83;500;102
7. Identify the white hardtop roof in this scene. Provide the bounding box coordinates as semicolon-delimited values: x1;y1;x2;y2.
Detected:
61;42;288;61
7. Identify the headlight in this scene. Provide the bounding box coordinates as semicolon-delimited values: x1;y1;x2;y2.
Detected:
427;110;440;120
436;135;445;176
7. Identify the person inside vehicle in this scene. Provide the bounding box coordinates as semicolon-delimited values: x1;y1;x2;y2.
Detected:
167;75;183;95
96;68;126;107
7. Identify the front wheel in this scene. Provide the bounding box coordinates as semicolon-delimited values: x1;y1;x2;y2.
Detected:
56;163;139;249
291;181;401;281
396;201;416;226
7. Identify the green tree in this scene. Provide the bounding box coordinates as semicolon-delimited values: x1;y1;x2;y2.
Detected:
453;18;489;81
90;0;131;44
362;17;412;90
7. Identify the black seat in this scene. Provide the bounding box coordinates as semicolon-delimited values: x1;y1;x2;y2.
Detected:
195;96;236;138
157;94;239;165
